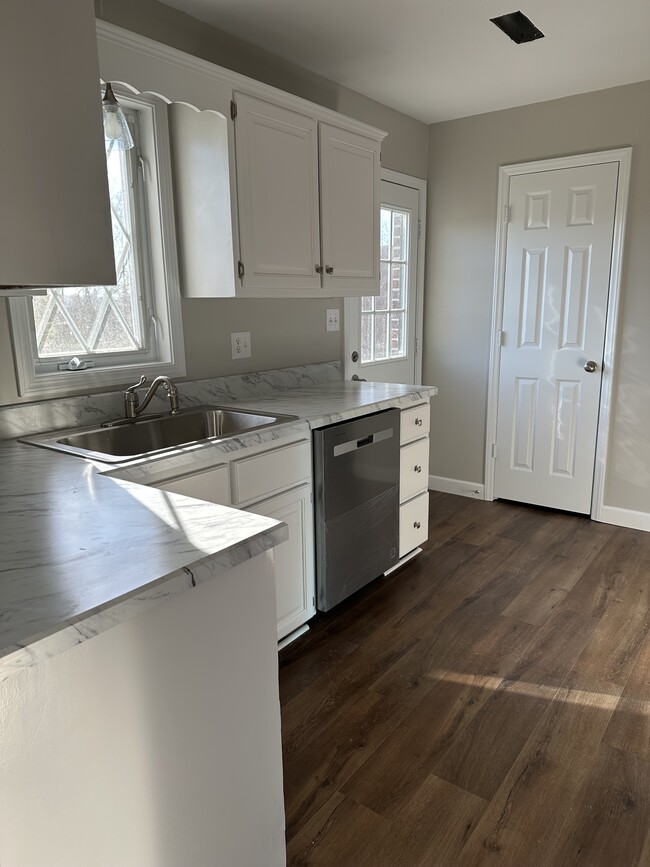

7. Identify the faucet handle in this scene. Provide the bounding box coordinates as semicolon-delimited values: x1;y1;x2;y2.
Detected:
125;375;146;394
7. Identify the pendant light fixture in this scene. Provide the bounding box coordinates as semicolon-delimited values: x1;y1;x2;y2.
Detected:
102;83;134;150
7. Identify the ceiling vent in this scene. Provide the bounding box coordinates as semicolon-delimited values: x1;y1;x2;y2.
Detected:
490;10;545;44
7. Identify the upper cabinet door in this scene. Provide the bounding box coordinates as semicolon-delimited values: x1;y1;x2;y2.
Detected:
319;125;380;295
234;94;321;292
0;0;115;288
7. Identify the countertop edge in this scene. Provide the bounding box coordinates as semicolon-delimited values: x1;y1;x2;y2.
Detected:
0;521;287;683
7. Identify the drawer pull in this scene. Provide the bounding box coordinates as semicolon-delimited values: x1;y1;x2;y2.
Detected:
414;418;423;426
414;464;422;473
414;521;421;529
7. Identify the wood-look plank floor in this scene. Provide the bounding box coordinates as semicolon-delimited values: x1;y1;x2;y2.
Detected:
279;492;650;866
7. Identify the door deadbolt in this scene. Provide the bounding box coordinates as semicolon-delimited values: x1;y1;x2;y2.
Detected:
351;351;359;363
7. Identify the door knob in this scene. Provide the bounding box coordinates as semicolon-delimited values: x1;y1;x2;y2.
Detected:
584;360;598;373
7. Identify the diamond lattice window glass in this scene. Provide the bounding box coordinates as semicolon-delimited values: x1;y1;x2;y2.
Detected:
31;128;147;362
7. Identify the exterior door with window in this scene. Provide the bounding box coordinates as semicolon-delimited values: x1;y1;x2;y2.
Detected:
345;178;421;383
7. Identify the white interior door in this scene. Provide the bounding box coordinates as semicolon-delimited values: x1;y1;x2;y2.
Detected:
494;161;619;513
345;177;422;383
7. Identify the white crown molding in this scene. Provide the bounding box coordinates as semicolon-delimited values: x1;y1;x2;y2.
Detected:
95;20;387;141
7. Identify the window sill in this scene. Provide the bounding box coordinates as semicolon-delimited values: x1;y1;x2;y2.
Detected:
14;357;186;400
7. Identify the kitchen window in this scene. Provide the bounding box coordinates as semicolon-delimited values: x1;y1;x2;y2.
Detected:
8;88;185;398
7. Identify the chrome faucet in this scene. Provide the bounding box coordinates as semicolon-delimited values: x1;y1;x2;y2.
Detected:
124;375;180;418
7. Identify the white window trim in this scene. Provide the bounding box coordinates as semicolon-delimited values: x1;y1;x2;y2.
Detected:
8;88;185;399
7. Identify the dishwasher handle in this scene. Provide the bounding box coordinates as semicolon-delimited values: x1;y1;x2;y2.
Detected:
332;427;393;457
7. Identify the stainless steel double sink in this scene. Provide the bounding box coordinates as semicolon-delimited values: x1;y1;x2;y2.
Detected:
23;405;298;463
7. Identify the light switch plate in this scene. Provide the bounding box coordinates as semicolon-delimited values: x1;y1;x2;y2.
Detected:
231;331;251;359
326;309;340;332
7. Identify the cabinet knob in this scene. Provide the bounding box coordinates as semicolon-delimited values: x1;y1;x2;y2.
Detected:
325;265;334;274
315;264;323;274
414;465;422;473
414;418;423;426
413;521;421;529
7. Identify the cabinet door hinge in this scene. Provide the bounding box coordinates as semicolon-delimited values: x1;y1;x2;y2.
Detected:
504;204;511;223
238;260;245;279
498;330;505;346
491;443;498;459
230;99;237;121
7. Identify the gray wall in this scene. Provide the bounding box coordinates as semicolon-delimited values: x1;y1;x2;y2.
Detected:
0;0;428;406
423;80;650;514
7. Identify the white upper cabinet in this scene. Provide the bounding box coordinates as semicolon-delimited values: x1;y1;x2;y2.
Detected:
319;124;380;294
234;95;322;293
230;93;384;298
1;0;115;289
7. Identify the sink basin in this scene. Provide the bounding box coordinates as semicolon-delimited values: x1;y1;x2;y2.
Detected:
23;406;298;463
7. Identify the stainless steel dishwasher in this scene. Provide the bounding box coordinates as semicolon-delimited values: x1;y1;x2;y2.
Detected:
313;408;400;611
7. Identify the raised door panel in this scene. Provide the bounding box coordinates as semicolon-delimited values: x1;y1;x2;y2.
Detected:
319;124;380;295
248;486;316;641
234;94;321;292
1;0;114;287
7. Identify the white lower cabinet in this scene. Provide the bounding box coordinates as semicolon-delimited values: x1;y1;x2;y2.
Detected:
151;436;315;643
399;401;431;558
246;486;316;640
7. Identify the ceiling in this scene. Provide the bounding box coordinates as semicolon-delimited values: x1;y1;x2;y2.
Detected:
159;0;650;123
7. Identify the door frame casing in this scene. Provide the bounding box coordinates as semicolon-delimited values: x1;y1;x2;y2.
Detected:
484;147;632;519
343;168;427;383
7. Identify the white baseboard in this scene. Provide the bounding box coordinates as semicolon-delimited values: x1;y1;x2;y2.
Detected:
596;505;650;533
428;475;485;500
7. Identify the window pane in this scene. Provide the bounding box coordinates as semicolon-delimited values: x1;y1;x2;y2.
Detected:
380;208;391;260
32;133;144;360
361;294;373;313
390;312;405;357
391;264;406;310
361;313;373;362
374;313;389;360
392;210;408;261
37;306;85;357
376;263;389;312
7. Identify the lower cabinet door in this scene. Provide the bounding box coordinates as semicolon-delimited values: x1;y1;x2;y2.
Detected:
399;491;429;558
247;484;316;641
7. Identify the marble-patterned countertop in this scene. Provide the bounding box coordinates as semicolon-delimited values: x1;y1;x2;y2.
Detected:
218;380;438;428
0;438;286;682
0;376;436;680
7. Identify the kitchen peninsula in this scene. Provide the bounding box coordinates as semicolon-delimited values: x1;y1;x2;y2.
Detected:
0;364;436;865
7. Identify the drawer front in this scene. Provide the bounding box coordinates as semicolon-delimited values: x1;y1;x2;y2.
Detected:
399;491;429;558
401;402;430;444
231;439;311;506
155;464;230;506
400;437;430;503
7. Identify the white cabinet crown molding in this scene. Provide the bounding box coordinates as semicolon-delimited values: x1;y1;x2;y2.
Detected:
95;20;387;142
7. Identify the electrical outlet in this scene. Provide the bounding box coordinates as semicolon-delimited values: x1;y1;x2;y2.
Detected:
326;308;340;332
231;331;251;359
